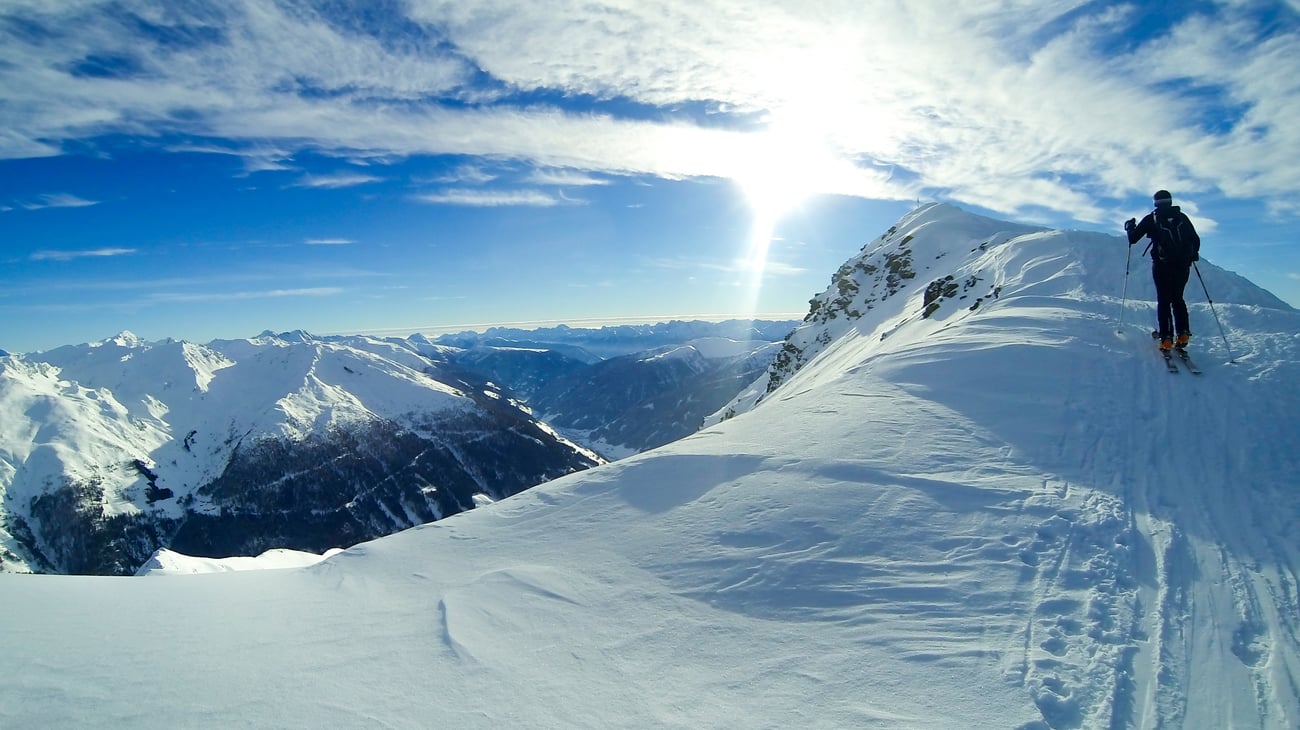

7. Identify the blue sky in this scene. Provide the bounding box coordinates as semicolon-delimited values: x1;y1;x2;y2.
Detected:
2;1;1298;353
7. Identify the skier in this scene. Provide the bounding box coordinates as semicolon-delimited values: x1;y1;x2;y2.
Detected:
1125;190;1201;351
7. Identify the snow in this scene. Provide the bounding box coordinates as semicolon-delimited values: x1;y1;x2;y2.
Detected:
1;204;1297;728
134;547;344;575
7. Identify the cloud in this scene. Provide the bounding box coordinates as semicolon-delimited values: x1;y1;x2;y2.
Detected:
305;238;356;246
426;165;499;185
412;189;569;207
17;193;100;211
527;168;611;187
30;247;136;261
291;173;384;189
147;287;345;303
165;142;295;175
0;1;1297;222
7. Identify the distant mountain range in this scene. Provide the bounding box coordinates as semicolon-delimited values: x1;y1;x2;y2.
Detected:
443;322;791;458
0;320;795;574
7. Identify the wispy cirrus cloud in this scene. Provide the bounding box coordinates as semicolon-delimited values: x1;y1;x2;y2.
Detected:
290;172;384;189
147;287;345;303
427;165;499;185
305;238;356;246
527;168;611;187
15;193;100;211
412;189;570;207
165;142;295;175
30;247;136;261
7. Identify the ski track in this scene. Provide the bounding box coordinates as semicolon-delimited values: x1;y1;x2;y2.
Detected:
1113;320;1299;729
991;310;1298;729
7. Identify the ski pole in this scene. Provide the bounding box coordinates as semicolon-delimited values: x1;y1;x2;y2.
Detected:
1193;262;1235;363
1117;238;1133;334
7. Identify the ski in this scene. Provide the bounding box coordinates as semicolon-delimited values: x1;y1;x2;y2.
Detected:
1175;348;1202;374
1161;349;1179;373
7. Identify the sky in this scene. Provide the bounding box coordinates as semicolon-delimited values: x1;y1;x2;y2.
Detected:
2;0;1298;354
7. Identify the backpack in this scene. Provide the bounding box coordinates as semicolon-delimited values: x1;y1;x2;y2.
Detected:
1150;208;1196;264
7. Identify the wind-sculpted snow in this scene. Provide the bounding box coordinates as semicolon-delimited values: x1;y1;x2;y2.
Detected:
1;204;1297;728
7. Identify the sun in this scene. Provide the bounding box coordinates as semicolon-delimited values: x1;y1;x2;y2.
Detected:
732;126;827;221
723;105;879;311
730;117;846;289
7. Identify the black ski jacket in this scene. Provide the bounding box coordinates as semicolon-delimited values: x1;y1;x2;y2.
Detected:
1127;205;1200;264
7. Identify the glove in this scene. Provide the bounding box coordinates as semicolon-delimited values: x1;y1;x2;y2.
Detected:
1124;218;1136;233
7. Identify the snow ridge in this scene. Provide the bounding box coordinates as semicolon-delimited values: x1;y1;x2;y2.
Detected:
710;202;1291;424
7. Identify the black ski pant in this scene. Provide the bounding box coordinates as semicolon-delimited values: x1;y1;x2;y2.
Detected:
1152;262;1191;338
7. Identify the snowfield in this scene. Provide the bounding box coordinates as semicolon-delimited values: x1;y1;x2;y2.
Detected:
2;204;1297;728
133;546;345;575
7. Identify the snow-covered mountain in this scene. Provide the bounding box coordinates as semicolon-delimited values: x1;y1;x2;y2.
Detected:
2;203;1297;728
0;331;602;574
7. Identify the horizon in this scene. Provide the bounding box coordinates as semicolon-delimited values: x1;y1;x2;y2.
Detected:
330;312;807;341
3;1;1299;354
7;313;809;353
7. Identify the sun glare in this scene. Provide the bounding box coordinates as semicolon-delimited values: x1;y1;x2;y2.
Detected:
725;32;877;315
730;114;847;311
733;126;826;220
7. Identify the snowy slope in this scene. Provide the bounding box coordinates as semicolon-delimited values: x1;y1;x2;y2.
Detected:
1;204;1297;728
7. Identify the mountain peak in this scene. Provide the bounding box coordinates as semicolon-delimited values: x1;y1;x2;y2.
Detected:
254;329;317;343
99;331;145;349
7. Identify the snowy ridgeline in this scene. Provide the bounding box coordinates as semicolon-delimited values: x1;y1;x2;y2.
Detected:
1;203;1298;729
133;547;344;575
